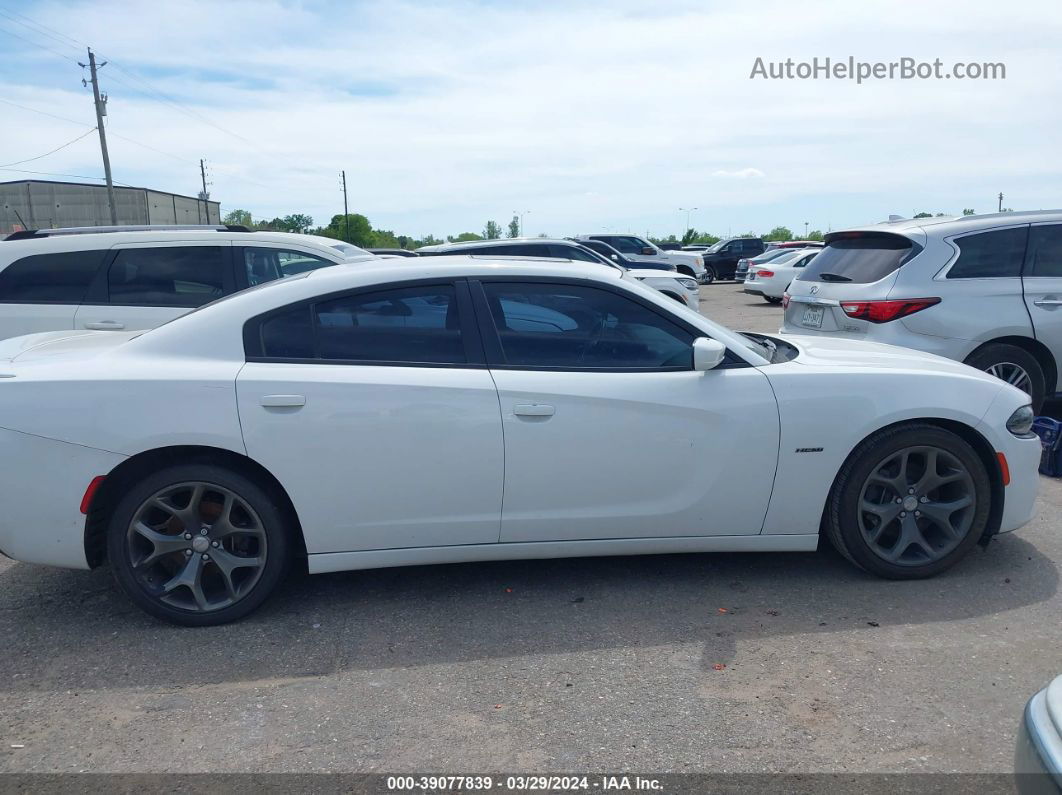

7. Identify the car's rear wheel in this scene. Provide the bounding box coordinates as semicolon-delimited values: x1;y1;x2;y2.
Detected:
107;464;291;626
825;424;991;579
764;295;783;304
964;343;1045;412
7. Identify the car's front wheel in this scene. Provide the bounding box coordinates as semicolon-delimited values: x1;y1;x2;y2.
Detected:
964;343;1046;412
107;463;291;626
825;424;991;579
700;266;716;285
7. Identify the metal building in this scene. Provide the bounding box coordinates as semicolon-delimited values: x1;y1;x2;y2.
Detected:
0;179;221;235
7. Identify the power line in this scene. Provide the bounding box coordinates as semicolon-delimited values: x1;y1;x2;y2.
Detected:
0;166;136;186
0;127;97;168
0;8;85;51
0;96;90;127
0;22;79;63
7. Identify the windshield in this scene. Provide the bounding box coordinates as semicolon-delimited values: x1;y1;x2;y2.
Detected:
705;239;729;253
766;249;805;265
750;249;790;264
799;233;918;284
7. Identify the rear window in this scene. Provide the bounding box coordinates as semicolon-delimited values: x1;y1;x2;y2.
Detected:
0;250;105;303
947;226;1028;278
798;233;917;284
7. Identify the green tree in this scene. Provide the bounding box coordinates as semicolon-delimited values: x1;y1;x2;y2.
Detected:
222;208;253;228
448;232;483;243
283;213;313;233
484;220;501;239
317;213;374;246
764;226;793;242
806;229;825;241
681;228;697;245
507;215;520;238
962;208;976;215
371;229;402;248
913;212;933;219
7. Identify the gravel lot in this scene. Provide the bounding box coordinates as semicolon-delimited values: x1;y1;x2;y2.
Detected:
0;281;1058;774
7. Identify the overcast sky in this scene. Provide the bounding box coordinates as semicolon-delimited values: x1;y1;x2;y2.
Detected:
0;0;1059;239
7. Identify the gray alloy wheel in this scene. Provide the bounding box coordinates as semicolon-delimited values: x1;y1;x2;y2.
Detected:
125;481;268;612
857;446;975;566
985;361;1033;394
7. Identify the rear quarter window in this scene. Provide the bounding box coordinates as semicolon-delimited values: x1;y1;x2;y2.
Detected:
946;226;1028;278
799;233;918;284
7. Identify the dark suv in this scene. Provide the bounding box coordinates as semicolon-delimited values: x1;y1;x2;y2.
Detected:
700;237;766;282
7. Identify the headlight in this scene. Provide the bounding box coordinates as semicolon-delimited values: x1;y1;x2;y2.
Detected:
1006;404;1036;437
695;256;704;266
677;278;697;290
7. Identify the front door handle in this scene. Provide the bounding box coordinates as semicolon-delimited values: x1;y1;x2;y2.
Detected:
514;403;555;417
1033;298;1062;307
84;320;126;330
260;394;306;408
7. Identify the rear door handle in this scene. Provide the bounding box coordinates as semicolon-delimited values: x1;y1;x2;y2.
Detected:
84;320;125;330
260;394;306;408
514;403;555;417
1033;298;1062;307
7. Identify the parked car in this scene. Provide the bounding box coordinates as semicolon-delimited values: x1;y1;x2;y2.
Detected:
736;247;801;281
699;237;767;283
572;234;706;282
657;242;683;251
0;256;1039;625
781;211;1062;410
744;248;820;303
571;238;677;271
368;248;419;257
1015;673;1061;792
416;238;698;310
0;225;375;341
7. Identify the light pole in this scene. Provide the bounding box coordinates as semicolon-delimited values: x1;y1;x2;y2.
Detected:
514;209;531;236
679;207;698;239
804;221;809;238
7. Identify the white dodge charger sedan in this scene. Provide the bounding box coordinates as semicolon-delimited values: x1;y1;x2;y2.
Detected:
0;257;1041;625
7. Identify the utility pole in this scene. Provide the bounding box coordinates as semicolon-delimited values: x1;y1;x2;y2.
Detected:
82;48;117;225
998;192;1004;212
340;170;350;243
199;159;210;223
804;221;809;237
679;207;697;238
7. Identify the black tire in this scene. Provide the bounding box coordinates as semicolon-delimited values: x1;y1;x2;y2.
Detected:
677;265;696;279
107;463;292;626
964;343;1046;412
764;296;783;304
700;266;716;285
825;423;991;580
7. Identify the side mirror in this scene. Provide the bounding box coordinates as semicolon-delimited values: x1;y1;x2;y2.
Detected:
610;254;619;261
693;337;727;371
641;247;656;255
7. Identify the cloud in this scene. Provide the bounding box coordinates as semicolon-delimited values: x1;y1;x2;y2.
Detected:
712;168;766;179
0;0;1059;238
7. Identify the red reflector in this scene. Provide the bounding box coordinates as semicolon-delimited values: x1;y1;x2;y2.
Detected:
782;293;790;308
838;297;941;323
758;270;774;278
996;452;1010;486
80;475;105;514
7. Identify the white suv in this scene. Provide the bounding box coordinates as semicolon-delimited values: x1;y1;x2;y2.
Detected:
0;225;374;340
573;234;706;282
781;211;1062;409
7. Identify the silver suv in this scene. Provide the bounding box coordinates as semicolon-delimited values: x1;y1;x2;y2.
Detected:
781;210;1062;410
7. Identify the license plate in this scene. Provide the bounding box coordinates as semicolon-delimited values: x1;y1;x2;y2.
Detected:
801;305;825;328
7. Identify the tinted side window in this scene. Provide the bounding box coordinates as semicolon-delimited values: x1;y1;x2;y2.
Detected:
483;283;693;369
1026;225;1062;277
108;247;225;306
595;236;638;254
244;247;333;285
260;305;315;358
555;245;601;263
947;227;1028;279
0;251;105;303
800;233;916;284
315;286;464;363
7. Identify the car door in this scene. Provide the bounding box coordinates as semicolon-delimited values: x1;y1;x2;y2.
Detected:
0;248;108;340
1023;222;1062;390
74;241;234;332
471;278;780;543
236;280;504;555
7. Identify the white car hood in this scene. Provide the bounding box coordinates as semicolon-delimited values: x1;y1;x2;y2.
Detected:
779;333;1000;380
0;330;142;364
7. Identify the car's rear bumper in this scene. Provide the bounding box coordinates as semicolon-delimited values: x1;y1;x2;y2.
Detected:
743;284;765;295
1016;687;1062;793
0;428;125;569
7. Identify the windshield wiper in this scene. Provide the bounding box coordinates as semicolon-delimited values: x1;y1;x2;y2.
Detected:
816;272;853;282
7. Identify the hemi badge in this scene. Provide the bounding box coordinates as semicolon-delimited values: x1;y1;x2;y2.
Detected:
795;447;824;453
